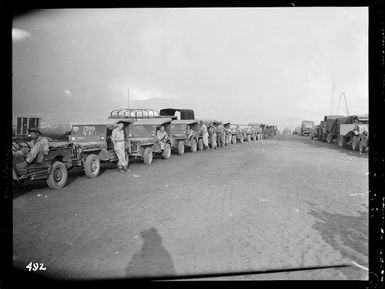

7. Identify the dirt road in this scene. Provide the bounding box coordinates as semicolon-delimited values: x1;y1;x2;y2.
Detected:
13;135;368;280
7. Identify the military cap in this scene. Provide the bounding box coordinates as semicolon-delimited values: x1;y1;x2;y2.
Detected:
28;127;41;134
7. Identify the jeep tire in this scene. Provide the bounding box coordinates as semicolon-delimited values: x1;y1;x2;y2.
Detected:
47;161;68;189
326;134;332;144
143;147;153;164
162;143;171;159
352;135;359;151
178;141;185;155
198;139;204;151
338;136;346;148
359;139;365;153
84;154;101;178
191;139;197;153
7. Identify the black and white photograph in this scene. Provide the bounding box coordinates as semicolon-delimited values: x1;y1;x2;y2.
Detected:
11;7;370;281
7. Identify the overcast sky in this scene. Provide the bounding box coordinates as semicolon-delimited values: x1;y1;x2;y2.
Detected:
12;8;368;129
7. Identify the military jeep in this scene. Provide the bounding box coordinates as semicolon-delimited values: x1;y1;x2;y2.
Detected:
229;124;243;143
248;123;262;140
127;118;173;164
12;140;74;189
69;121;132;177
170;119;199;155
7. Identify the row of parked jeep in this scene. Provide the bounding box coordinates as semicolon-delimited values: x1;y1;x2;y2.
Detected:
12;108;276;190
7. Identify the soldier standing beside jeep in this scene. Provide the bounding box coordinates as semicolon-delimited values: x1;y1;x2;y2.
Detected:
111;121;128;173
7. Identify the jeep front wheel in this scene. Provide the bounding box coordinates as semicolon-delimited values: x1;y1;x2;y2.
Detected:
47;161;68;189
198;139;204;151
84;154;101;178
143;147;153;164
191;139;197;152
162;143;171;159
178;141;185;155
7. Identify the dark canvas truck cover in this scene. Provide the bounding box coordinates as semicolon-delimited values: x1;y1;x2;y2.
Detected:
160;108;195;120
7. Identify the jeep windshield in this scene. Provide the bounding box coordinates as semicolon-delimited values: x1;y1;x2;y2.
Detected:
71;125;107;137
130;125;156;137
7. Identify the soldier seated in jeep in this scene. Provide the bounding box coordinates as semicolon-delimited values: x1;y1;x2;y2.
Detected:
14;127;49;177
156;125;168;150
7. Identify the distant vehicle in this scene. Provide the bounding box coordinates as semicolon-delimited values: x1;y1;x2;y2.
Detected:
69;120;133;177
239;125;253;142
300;121;314;136
248;123;263;140
320;115;345;143
337;115;368;152
310;125;321;139
128;118;173;164
170;119;200;155
12;140;74;189
229;124;244;143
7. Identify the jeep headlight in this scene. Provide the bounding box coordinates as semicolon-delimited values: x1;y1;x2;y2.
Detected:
76;147;83;153
70;136;76;141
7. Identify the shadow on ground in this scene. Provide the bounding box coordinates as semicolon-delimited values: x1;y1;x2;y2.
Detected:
277;135;368;159
125;227;176;278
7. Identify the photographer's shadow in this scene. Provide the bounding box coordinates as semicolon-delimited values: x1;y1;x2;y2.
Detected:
125;227;176;278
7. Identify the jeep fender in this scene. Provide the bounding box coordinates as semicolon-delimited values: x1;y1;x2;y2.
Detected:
98;148;110;161
139;145;154;154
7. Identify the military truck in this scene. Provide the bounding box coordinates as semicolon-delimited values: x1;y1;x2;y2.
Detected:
337;114;369;151
321;115;345;143
127;118;173;164
12;140;74;189
300;121;314;136
69;120;132;177
170;119;199;155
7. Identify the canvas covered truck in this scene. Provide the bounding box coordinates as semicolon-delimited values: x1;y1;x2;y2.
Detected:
337;114;369;152
170;119;199;155
300;121;314;136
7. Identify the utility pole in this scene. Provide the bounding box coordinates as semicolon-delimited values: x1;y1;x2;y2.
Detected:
342;91;349;116
336;91;349;116
127;88;130;109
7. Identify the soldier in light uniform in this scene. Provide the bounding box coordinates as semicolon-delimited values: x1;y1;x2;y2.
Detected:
111;121;128;173
216;123;225;148
156;125;168;150
14;127;50;176
199;121;209;150
209;124;217;149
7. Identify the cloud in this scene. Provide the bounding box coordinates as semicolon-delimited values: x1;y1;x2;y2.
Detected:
12;28;31;41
